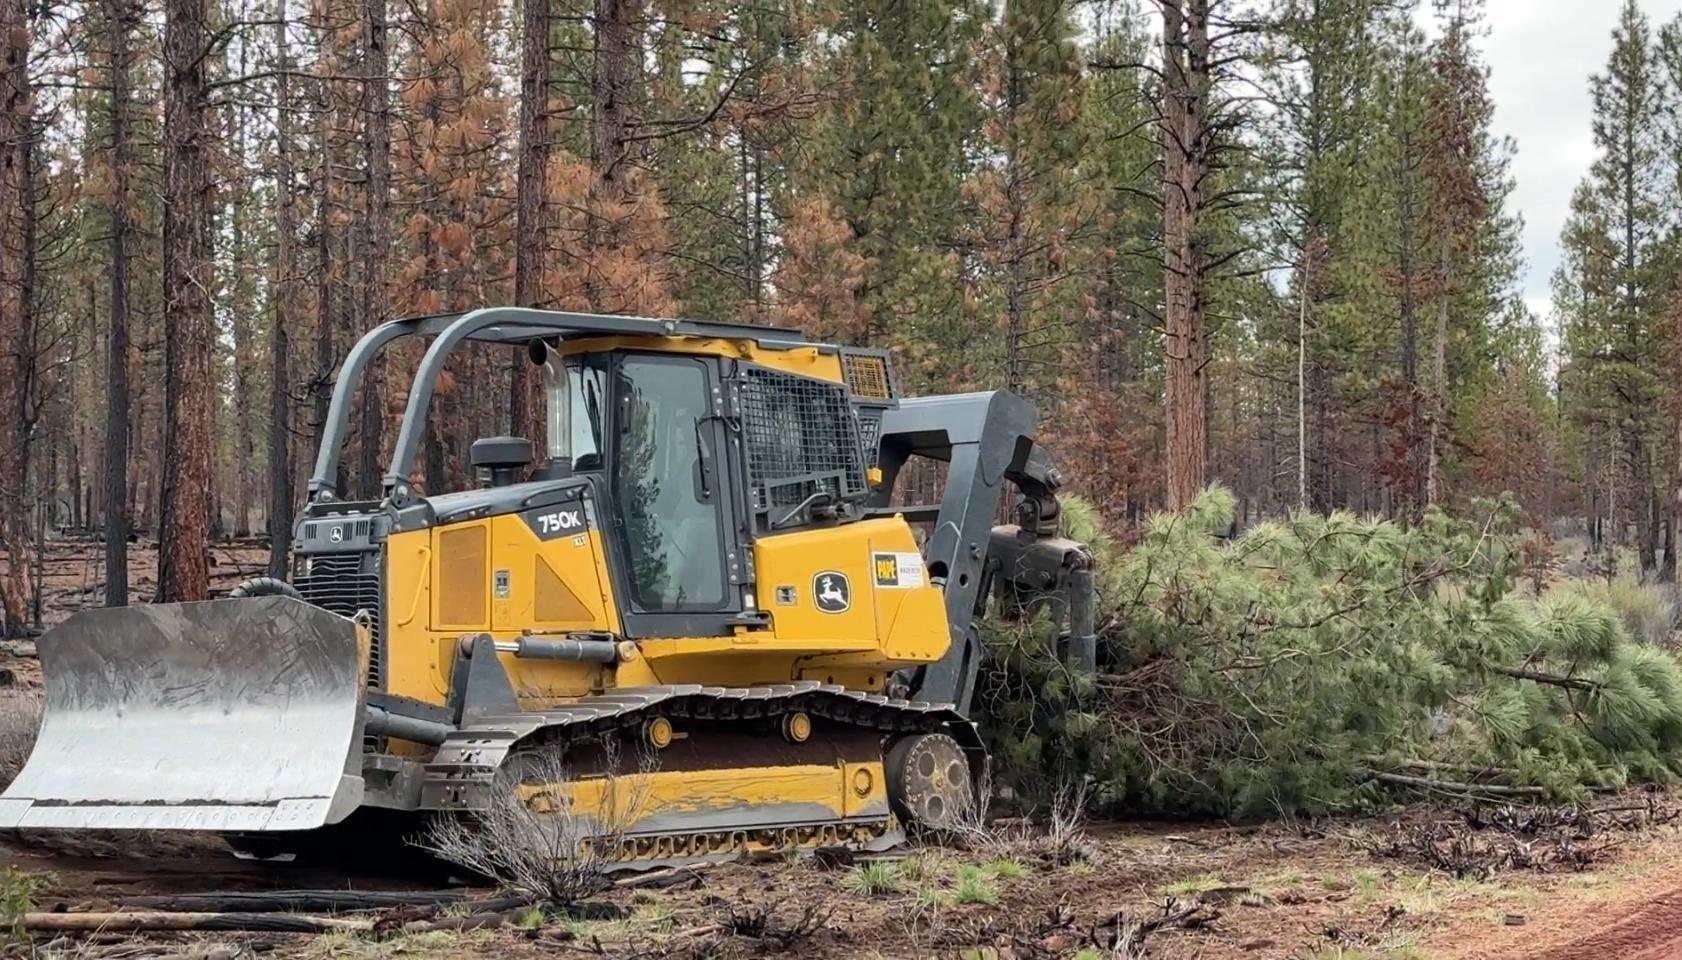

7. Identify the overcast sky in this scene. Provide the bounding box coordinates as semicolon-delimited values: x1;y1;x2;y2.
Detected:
1470;0;1682;323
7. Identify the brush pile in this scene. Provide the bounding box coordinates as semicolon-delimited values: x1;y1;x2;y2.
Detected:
974;488;1682;818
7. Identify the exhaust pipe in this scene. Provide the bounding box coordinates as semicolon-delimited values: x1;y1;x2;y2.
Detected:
527;338;572;468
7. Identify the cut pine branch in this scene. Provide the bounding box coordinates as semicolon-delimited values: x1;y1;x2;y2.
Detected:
1365;770;1546;798
1493;666;1599;691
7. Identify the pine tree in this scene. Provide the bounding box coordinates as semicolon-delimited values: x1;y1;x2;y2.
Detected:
965;0;1094;396
357;0;392;497
157;0;214;601
795;0;981;385
1069;3;1163;522
1557;0;1668;568
0;0;33;632
267;0;296;578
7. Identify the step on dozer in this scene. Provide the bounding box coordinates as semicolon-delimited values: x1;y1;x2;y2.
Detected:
2;308;1096;867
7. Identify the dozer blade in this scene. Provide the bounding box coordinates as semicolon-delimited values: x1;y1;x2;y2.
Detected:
0;596;368;832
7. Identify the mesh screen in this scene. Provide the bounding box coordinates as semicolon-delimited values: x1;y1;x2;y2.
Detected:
739;367;868;510
842;353;893;399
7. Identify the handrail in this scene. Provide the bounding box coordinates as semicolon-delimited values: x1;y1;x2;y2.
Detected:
309;306;823;502
308;316;427;500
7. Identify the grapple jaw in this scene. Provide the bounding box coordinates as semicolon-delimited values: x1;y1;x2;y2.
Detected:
0;596;368;831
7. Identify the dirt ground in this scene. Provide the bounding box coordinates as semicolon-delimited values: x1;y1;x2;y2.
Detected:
4;797;1682;959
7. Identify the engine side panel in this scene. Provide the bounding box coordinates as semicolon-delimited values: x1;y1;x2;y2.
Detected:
382;501;621;709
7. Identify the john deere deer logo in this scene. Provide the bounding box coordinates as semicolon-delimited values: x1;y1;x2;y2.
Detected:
813;572;850;613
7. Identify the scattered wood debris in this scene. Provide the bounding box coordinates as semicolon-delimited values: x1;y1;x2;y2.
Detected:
1352;794;1681;878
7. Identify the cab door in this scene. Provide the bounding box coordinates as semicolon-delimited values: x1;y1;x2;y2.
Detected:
607;353;745;637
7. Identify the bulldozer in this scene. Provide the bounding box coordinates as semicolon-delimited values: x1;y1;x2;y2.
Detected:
0;307;1095;867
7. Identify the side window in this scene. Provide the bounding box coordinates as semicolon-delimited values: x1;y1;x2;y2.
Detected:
611;358;726;611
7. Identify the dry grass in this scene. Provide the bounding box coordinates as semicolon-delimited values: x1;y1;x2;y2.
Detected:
420;741;654;906
0;691;41;790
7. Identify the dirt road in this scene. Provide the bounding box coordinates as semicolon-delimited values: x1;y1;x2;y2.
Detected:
1436;860;1682;960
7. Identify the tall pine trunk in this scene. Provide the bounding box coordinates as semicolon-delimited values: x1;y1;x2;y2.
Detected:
1426;239;1449;507
587;0;636;311
158;0;214;601
357;0;391;498
511;0;549;444
1161;0;1209;511
266;0;294;578
0;0;32;633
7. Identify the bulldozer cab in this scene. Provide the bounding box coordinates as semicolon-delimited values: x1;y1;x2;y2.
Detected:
302;308;888;640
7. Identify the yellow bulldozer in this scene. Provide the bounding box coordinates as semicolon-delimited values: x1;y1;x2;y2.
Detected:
0;308;1095;868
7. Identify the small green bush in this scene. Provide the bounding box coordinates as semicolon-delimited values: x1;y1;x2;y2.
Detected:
0;869;38;941
843;861;901;896
953;866;999;905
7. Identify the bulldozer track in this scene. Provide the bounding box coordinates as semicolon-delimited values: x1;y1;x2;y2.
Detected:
414;683;977;867
423;682;978;809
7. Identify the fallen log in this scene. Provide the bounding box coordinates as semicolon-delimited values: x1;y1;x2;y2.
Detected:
114;889;492;914
24;912;373;933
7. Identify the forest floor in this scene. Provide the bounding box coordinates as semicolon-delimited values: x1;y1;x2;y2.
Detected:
4;785;1682;959
0;537;273;625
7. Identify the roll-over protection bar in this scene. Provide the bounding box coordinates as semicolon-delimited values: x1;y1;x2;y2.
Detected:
307;307;812;502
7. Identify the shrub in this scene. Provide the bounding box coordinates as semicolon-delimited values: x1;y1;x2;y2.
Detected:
1552;575;1678;647
0;869;37;940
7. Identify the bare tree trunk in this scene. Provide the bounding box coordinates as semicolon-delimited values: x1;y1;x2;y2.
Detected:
312;0;343;494
313;105;336;490
511;0;549;444
266;0;294;578
157;0;214;602
1669;393;1682;580
357;0;391;498
1161;0;1208;511
0;0;32;633
229;50;254;538
587;0;637;311
1425;238;1449;507
1296;262;1308;509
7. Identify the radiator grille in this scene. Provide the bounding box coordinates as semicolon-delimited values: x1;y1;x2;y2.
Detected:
739;367;868;513
295;550;383;690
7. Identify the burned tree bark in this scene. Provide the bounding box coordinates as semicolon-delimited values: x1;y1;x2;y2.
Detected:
1161;0;1210;511
0;0;32;634
157;0;214;601
510;0;550;442
266;0;295;579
